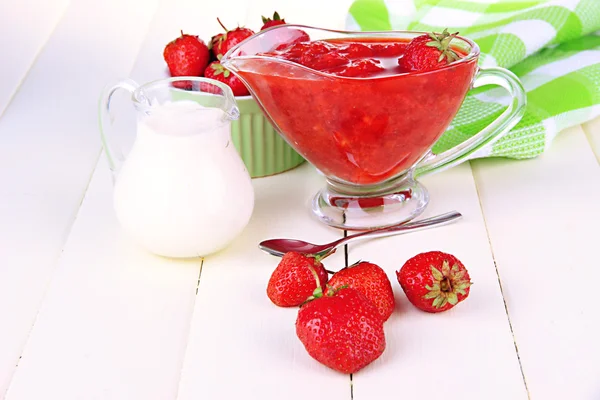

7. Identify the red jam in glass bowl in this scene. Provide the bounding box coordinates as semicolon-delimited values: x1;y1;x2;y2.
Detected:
227;37;477;186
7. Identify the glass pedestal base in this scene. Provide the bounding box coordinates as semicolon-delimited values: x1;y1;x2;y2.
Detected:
311;175;429;230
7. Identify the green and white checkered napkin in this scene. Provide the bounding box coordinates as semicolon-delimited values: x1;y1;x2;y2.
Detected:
346;0;600;159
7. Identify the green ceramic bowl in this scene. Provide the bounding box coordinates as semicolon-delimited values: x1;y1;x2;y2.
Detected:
172;88;304;178
232;96;305;178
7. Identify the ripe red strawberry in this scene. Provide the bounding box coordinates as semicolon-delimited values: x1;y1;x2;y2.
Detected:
261;11;286;31
397;251;472;313
296;287;385;374
163;31;210;78
210;18;255;59
267;252;328;307
203;61;250;96
398;28;461;72
328;261;395;321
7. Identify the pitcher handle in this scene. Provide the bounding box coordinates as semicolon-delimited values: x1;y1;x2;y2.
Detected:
98;79;139;175
414;67;527;177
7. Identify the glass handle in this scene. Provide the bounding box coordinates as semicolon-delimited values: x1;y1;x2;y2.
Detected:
98;79;139;176
415;67;527;177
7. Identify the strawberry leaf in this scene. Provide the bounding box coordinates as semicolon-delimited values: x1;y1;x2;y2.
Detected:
431;266;444;281
447;292;458;305
211;63;227;76
455;281;472;291
442;260;450;276
425;28;461;65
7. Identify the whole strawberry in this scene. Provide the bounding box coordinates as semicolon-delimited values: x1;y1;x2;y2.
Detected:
398;28;461;72
267;252;328;307
163;31;210;78
397;251;472;313
261;11;286;31
296;287;386;374
328;261;395;321
203;61;250;96
210;18;255;59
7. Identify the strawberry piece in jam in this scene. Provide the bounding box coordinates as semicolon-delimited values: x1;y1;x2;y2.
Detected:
298;41;339;65
370;42;406;57
304;52;349;71
337;43;375;58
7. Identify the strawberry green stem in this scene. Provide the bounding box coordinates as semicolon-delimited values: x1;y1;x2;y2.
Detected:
327;284;348;296
298;264;324;306
314;248;336;261
308;265;321;289
440;278;452;292
217;17;228;32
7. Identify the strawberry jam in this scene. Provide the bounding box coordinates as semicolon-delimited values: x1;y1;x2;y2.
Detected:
241;38;477;185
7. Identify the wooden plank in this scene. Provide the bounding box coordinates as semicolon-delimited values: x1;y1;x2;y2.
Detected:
5;157;201;400
582;115;600;162
471;125;600;400
0;0;160;396
0;193;77;396
349;163;528;400
176;163;351;400
4;0;257;398
0;0;70;115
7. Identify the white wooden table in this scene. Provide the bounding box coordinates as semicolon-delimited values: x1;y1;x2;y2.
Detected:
1;0;599;399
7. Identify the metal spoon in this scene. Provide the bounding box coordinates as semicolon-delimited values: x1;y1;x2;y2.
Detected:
259;211;462;257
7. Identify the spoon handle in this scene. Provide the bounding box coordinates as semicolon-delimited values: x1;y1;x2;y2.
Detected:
329;211;462;250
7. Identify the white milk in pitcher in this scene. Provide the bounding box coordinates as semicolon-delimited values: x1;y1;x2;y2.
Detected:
113;100;254;258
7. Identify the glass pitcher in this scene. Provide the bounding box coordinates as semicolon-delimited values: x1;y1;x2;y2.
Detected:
99;77;254;258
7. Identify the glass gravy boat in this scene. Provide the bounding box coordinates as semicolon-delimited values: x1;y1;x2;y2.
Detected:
221;25;526;230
